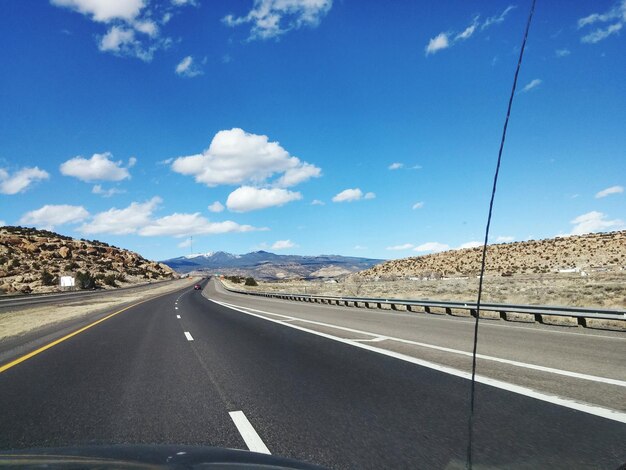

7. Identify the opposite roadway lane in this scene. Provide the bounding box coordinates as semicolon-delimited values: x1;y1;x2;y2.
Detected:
0;278;624;469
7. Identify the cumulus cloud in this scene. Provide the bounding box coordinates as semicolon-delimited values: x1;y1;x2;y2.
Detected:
311;199;325;205
595;185;624;198
569;211;625;235
332;188;374;203
413;242;450;253
52;0;189;61
388;162;403;170
171;128;321;188
60;152;131;182
412;201;424;210
175;55;203;77
138;213;261;237
578;0;626;44
386;243;414;251
19;204;89;230
271;239;296;250
92;184;125;197
223;0;333;40
226;186;302;212
495;235;515;243
79;197;161;235
521;78;542;93
208;201;225;213
426;6;515;56
51;0;145;22
0;167;49;195
458;241;482;249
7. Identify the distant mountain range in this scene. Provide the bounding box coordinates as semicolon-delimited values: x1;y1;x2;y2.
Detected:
161;251;384;279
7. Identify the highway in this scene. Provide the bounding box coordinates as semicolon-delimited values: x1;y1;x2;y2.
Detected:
0;278;624;469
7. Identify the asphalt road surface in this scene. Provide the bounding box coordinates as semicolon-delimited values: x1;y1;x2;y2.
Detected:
0;278;624;469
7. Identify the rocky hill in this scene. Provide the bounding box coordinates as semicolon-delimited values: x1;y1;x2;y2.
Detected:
0;226;176;294
357;230;626;280
162;251;383;280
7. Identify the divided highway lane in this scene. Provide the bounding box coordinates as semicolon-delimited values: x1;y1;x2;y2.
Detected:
0;279;625;469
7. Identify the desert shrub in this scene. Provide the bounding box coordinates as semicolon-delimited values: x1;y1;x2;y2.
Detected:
65;261;79;271
245;277;258;286
103;274;117;287
41;270;56;286
11;259;20;268
76;271;97;289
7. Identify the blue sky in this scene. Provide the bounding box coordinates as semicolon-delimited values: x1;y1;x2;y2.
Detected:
1;0;624;261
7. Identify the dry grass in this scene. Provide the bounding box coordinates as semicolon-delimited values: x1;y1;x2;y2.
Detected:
228;272;626;310
0;279;195;341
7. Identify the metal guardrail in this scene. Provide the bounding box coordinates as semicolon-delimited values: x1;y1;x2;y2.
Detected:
220;283;626;324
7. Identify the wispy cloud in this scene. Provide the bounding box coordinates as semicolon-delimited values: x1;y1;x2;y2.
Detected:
521;78;542;93
426;6;515;56
388;162;404;170
386;243;414;251
495;235;515;243
271;239;296;250
332;188;375;203
175;55;203;77
413;242;450;253
595;185;624;198
412;202;424;210
0;166;49;195
555;48;571;57
578;0;626;44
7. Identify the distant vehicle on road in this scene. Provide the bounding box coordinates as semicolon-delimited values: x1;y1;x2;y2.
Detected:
194;284;202;290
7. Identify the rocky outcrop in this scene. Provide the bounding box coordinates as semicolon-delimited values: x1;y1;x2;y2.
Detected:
0;226;177;294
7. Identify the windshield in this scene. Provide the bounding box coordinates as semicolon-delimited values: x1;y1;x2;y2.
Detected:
1;1;625;469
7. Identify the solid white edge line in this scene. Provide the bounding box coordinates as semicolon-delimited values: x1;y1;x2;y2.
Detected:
216;301;625;388
211;298;626;424
184;331;194;341
229;411;271;454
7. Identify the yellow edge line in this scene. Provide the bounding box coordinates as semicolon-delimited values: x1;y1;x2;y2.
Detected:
0;284;190;374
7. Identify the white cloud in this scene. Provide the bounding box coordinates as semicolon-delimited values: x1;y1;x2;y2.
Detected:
569;211;625;236
92;184;125;197
19;204;89;230
311;199;325;205
426;6;515;56
98;25;165;61
171;128;321;188
425;33;450;55
481;5;516;30
223;0;333;40
353;245;367;250
128;157;137;167
412;201;424;210
388;162;403;170
271;239;295;250
413;242;450;253
175;55;203;77
595;185;624;198
177;238;192;248
79;197;161;235
226;186;302;212
555;48;571;57
455;17;479;41
0;167;49;195
208;201;225;213
578;0;626;44
495;235;515;243
521;78;542;93
332;188;362;202
458;241;482;249
51;0;145;22
582;23;622;43
60;152;131;182
138;213;261;237
386;243;414;251
364;192;376;200
133;19;158;37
